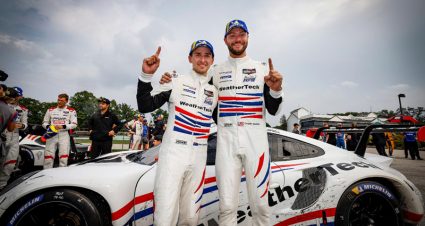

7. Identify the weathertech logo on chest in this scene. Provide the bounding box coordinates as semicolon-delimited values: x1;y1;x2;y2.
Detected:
179;101;213;112
219;85;260;91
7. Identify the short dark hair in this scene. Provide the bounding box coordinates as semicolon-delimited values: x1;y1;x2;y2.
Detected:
294;123;299;126
154;135;162;142
58;93;69;101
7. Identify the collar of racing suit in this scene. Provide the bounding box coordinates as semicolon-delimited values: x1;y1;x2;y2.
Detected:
189;69;210;85
227;55;250;65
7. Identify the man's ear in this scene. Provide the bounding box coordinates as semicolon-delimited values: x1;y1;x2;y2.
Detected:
188;55;193;63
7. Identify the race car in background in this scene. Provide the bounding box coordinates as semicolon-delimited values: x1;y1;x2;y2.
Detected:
18;134;89;174
0;126;423;226
15;125;89;176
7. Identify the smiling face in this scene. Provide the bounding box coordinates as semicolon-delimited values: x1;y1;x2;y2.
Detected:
57;97;68;108
188;46;214;75
224;27;249;58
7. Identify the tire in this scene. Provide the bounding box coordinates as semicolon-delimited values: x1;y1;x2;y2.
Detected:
0;188;110;226
335;181;403;226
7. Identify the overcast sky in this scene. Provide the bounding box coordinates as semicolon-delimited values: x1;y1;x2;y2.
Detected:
1;0;424;126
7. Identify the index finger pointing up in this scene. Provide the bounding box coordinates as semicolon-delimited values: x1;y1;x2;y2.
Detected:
155;46;161;56
268;58;274;71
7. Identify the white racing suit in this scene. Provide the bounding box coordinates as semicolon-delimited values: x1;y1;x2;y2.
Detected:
211;56;283;225
0;104;27;189
131;120;144;150
42;106;78;168
137;70;218;226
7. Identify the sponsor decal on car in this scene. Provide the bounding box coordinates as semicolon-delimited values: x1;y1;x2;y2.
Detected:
8;194;44;226
352;183;395;200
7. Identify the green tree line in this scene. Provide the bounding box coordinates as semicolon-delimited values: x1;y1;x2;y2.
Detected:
19;91;140;129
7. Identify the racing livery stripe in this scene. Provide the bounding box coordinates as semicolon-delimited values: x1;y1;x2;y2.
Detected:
219;112;256;117
218;96;259;101
272;168;294;173
175;121;210;133
175;106;209;121
44;155;54;160
113;164;309;222
201;199;219;208
175;115;198;127
257;161;270;188
219;100;263;106
254;152;265;178
236;92;263;96
241;114;263;119
195;168;206;194
260;181;269;198
274;208;336;226
112;192;154;221
220;107;262;112
3;160;17;166
403;210;424;222
180;114;211;127
272;163;307;169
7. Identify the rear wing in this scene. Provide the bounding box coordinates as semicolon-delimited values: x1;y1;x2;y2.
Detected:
313;124;424;157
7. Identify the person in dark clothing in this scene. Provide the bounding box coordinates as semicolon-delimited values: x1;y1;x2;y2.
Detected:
404;132;422;160
292;123;300;134
346;123;359;151
372;133;388;156
88;97;121;158
325;124;337;146
153;114;165;136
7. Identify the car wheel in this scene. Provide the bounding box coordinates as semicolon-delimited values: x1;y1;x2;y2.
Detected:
335;181;403;226
0;188;110;226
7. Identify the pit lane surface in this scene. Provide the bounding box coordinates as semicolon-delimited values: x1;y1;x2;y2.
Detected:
366;148;425;225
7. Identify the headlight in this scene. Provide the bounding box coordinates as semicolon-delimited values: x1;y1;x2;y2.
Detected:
0;171;40;197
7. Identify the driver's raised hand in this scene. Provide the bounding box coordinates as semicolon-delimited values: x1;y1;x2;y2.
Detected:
142;46;161;75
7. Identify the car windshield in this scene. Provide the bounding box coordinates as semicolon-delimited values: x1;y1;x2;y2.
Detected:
126;145;160;165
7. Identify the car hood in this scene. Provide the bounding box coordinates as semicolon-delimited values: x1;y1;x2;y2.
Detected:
0;156;154;208
71;150;139;165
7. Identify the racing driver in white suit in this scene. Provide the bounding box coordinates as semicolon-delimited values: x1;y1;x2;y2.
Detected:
42;93;78;169
137;41;218;225
0;87;27;189
161;19;283;225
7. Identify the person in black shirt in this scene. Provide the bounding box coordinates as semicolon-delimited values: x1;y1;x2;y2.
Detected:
88;97;120;158
325;123;337;145
372;132;388;156
346;123;359;151
153;114;165;136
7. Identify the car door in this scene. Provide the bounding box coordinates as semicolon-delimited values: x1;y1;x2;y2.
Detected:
198;132;287;225
268;134;326;224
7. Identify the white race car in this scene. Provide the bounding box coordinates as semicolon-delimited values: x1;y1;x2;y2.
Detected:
17;134;89;174
0;127;423;226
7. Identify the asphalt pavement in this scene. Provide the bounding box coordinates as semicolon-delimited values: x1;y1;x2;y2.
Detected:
366;147;425;225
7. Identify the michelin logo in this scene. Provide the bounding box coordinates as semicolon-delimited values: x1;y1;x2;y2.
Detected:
9;195;44;226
